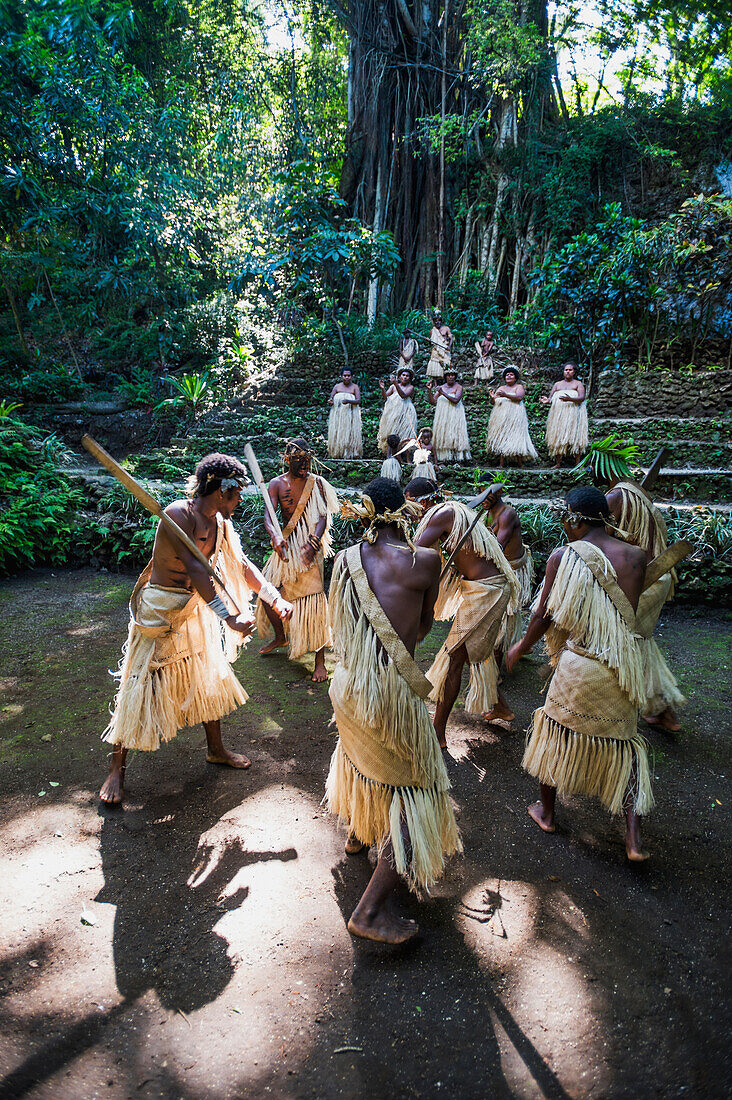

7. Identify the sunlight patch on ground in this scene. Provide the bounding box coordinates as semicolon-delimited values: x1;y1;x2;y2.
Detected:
0;785;354;1098
65;622;107;638
143;783;353;1096
458;878;539;957
457;877;607;1096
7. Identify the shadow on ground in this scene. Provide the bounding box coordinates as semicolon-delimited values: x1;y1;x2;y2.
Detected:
0;569;730;1098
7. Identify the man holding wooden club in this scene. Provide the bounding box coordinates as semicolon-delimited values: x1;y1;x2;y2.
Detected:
99;452;293;805
255;438;340;683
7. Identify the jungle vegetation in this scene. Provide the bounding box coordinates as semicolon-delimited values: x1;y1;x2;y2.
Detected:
1;0;731;395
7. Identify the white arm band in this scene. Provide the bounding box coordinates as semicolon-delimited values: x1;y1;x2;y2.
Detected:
207;594;230;620
257;581;281;607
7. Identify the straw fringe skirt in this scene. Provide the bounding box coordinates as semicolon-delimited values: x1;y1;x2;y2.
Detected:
413;460;437;480
328;395;363;459
256;555;331;659
545;394;589;459
380;456;402;482
378;393;418;453
486;398;538;460
433;395;471;462
641;638;686;716
103;585;248;752
522;648;653;815
475;357;493;381
427;577;510;714
497;551;534;650
427;350;448;379
636;575;684;716
326;664;461;892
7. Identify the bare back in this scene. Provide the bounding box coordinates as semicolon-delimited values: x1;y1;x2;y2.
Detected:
567;530;646;611
489;502;524;563
416;504;499;581
360;537;440;655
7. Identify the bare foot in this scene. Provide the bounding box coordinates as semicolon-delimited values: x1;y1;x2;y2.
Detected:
345;834;366;855
528;801;555;833
626;842;650;862
347;909;419;945
206;749;251;769
312;661;328;683
643;709;681;733
259;637;287;656
100;768;125;805
482;705;515;727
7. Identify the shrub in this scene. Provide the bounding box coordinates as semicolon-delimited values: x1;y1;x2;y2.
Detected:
0;415;81;574
0;353;83;403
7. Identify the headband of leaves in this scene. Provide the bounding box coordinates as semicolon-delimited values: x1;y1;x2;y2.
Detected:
549;498;629;538
340;495;422;548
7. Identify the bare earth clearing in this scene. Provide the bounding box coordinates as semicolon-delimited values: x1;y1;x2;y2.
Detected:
0;569;730;1099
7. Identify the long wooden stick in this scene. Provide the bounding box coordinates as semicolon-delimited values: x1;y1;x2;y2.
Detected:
642;540;693;592
81;434;240;613
243;443;286;551
438;494;486;580
641;447;669;491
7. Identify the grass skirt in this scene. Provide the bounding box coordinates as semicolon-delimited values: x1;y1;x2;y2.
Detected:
433;395;471;462
413;459;437;480
475;357;493;381
497;550;534;650
545;391;589;458
427;576;510;714
523;647;653;815
486;398;538;460
636;575;685;715
380;456;402;482
325;552;461;892
256;554;331;658
378;393;418;452
328;393;363;459
103;585;248;752
326;667;461;893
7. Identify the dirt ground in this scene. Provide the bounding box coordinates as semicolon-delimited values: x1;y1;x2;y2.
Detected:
0;568;730;1100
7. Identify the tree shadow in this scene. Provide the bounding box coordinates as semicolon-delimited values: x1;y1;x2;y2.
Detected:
329;855;571;1100
95;772;297;1013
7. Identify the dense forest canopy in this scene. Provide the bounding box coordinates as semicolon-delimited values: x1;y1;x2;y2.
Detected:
1;0;731;389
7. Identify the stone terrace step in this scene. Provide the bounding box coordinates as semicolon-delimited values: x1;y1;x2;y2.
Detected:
63;467;732;519
172;428;732;469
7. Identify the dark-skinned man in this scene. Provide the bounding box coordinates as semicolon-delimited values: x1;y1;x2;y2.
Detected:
408;480;519;749
506;486;657;861
478;483;534;683
100;453;293;805
325;478;461;945
256;438;339;683
606;479;684;732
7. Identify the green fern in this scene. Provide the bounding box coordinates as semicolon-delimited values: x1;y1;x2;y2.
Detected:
573;433;641;484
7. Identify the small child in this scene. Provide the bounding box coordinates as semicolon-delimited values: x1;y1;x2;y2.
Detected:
380;433;404;482
412;428;437;481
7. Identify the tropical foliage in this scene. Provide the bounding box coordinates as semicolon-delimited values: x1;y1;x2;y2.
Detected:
0;415;79;574
573;433;643;484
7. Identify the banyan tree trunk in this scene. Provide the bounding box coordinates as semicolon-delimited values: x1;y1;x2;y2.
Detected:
335;0;467;313
333;0;554;314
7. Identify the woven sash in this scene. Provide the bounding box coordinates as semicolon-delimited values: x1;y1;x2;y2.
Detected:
344;544;432;700
568;541;636;631
281;474;316;540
